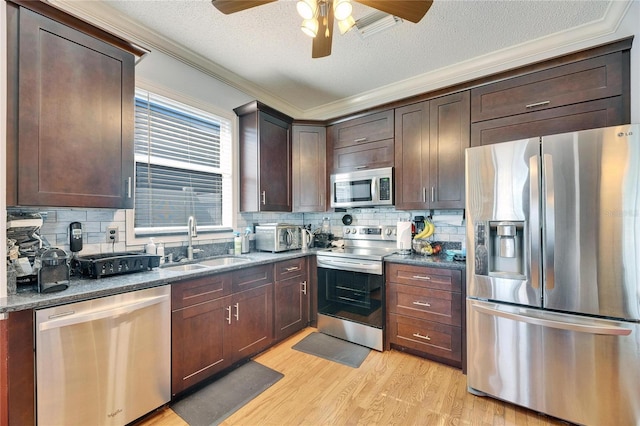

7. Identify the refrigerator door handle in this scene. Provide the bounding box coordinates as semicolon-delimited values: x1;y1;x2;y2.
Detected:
543;153;555;290
529;155;540;290
472;303;631;336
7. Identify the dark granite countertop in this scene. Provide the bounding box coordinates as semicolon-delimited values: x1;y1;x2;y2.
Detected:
2;248;466;313
0;250;317;313
384;253;467;270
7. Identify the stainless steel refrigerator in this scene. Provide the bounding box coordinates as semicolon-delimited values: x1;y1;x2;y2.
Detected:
465;124;640;425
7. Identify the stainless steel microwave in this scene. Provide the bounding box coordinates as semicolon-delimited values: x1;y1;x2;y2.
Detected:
330;167;394;208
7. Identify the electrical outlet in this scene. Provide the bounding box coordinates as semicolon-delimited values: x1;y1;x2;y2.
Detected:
106;226;119;243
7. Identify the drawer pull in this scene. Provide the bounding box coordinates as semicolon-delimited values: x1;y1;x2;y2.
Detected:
525;100;550;109
412;332;431;341
412;301;431;307
353;137;368;143
412;275;431;280
285;266;300;272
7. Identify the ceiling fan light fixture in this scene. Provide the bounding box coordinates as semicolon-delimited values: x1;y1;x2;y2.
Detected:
333;0;352;21
297;0;318;20
338;15;356;35
301;18;319;37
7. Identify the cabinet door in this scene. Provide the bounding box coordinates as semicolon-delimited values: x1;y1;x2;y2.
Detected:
171;295;231;395
226;285;274;362
470;53;624;123
274;275;309;340
428;91;470;209
259;112;292;211
470;96;625;147
330;110;395;173
394;102;430;210
16;8;134;208
293;125;326;212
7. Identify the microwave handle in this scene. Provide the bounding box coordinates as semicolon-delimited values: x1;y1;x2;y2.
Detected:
371;178;377;201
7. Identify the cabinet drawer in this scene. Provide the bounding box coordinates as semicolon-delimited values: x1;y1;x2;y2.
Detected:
275;257;307;281
471;52;623;123
332;110;394;148
387;282;461;326
386;263;461;292
333;139;394;173
232;264;273;293
388;313;461;363
172;273;232;310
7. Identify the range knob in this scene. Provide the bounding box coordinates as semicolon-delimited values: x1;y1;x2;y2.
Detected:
345;228;351;234
351;227;357;234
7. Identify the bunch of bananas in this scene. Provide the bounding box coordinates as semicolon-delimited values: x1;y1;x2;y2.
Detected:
414;220;435;239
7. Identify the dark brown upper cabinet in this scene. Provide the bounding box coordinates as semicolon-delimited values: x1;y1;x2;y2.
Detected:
292;124;327;212
328;110;395;173
470;50;630;146
6;3;138;208
235;101;294;212
394;91;470;210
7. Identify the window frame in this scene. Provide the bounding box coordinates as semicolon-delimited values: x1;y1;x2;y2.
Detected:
125;81;237;246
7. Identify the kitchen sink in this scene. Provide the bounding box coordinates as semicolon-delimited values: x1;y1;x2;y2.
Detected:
198;256;252;267
163;263;210;272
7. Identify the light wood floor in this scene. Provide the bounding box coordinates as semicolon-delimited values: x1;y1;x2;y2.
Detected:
138;328;569;426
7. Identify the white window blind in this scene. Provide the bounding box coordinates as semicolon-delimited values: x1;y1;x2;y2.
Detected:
134;88;232;235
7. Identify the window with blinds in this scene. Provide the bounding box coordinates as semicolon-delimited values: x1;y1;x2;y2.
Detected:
133;89;232;236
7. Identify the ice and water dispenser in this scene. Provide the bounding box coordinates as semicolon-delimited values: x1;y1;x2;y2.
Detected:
474;221;525;278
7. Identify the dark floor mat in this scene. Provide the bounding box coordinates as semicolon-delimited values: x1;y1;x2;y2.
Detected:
171;360;283;426
292;332;370;368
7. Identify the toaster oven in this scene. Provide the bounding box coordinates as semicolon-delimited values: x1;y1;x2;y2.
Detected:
255;224;301;252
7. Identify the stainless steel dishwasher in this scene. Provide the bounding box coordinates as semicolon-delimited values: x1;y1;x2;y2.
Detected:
35;285;171;426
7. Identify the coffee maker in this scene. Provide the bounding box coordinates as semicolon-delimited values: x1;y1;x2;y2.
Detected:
37;248;70;293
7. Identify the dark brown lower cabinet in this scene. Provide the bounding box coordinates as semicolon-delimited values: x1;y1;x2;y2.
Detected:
171;269;273;396
274;258;310;341
3;310;35;426
386;263;465;371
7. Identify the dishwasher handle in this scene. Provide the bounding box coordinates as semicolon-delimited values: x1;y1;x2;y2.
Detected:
38;293;169;331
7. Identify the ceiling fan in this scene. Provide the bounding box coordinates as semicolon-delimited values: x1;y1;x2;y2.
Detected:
210;0;433;58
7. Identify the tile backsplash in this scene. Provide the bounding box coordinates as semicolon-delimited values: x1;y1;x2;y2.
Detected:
8;207;466;256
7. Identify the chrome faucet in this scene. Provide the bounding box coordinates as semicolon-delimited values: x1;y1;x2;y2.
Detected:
187;215;197;260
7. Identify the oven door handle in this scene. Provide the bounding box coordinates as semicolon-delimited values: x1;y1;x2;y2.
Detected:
317;257;382;274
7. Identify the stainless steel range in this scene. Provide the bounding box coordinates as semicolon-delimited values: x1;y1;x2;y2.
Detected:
316;225;397;351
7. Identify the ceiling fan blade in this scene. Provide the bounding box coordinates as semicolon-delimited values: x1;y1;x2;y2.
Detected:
355;0;433;23
312;2;334;58
211;0;277;15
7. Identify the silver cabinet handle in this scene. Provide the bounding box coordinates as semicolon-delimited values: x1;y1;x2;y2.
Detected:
226;305;232;324
412;332;431;341
353;137;367;143
355;166;368;170
285;266;300;272
431;186;435;203
422;187;426;203
261;191;266;205
412;275;431;280
301;280;307;295
234;302;239;321
525;100;550;109
126;177;132;198
412;301;431;307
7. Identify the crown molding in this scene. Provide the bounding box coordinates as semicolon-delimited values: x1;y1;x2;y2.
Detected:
47;0;632;121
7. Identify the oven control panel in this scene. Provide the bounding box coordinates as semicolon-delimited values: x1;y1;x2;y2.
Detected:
342;225;396;241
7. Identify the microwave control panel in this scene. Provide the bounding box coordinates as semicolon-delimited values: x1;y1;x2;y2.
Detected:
379;177;391;201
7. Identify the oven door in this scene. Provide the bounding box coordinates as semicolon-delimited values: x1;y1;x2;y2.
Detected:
317;266;383;330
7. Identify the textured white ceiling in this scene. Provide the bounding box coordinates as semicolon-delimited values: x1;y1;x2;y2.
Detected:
53;0;626;118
